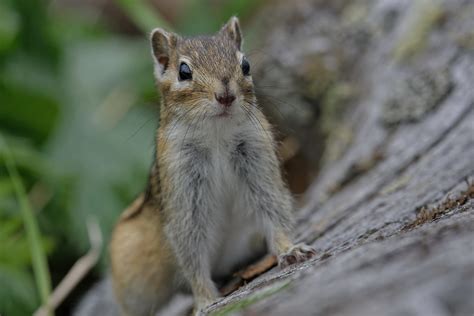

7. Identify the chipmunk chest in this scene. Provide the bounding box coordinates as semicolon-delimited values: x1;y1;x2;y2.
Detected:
168;120;256;206
198;123;249;200
206;141;241;203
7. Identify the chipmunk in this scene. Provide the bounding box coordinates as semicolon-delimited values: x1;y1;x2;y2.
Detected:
110;16;316;316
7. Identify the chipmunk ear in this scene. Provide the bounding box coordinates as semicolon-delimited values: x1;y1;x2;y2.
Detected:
220;16;242;50
150;28;177;79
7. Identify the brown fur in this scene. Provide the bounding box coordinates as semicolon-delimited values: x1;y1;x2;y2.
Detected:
110;195;177;315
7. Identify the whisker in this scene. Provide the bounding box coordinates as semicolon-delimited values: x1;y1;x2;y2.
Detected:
127;117;155;141
253;96;298;135
255;85;299;93
256;92;302;113
191;108;208;143
242;102;273;144
241;104;261;138
253;96;286;120
180;106;203;151
162;106;196;148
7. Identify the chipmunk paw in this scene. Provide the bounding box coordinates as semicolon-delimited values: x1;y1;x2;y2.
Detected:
278;243;317;268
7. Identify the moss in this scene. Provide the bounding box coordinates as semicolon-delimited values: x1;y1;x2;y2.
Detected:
342;2;370;27
454;4;474;51
403;181;474;231
380;175;411;195
381;67;453;126
457;32;474;51
319;83;356;164
300;57;338;101
393;0;443;61
321;83;354;133
210;279;292;316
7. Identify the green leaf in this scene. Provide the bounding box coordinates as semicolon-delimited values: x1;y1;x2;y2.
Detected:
0;265;38;316
0;81;60;145
0;1;19;54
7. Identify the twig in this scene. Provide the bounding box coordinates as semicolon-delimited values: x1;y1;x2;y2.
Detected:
34;218;103;316
280;136;300;162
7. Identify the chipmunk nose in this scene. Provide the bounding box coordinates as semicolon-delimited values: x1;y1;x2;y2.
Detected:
215;92;236;107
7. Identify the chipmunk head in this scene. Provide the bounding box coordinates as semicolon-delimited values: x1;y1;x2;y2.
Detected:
150;17;255;121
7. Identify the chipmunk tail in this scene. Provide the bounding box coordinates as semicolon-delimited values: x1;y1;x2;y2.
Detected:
73;277;119;316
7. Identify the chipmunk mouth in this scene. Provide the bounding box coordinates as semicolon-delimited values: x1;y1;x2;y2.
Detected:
217;110;231;118
215;106;233;118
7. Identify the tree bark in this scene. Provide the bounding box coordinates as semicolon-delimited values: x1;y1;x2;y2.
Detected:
202;0;474;315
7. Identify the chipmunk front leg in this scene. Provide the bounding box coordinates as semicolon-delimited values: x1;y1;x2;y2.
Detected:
164;213;218;311
233;139;316;268
270;229;317;268
162;145;219;314
260;191;317;268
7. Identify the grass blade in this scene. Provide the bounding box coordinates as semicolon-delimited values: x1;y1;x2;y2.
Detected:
0;135;53;315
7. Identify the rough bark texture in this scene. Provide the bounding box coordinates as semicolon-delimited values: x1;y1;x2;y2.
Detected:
202;0;474;315
75;1;474;315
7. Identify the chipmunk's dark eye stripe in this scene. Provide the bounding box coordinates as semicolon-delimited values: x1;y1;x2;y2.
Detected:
241;57;250;76
179;62;192;81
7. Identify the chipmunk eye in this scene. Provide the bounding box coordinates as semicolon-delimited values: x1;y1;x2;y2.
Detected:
179;62;192;81
241;57;250;76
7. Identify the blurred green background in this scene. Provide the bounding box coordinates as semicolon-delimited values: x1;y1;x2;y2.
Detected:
0;0;262;314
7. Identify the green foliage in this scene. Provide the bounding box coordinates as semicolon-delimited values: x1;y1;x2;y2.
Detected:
210;280;292;316
178;0;263;35
0;265;39;315
0;0;260;315
0;1;19;55
116;0;172;32
46;37;156;259
0;138;55;316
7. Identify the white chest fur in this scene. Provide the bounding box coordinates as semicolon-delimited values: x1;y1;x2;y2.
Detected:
164;116;267;278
